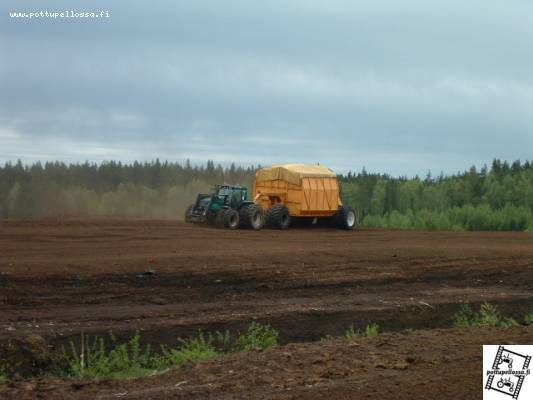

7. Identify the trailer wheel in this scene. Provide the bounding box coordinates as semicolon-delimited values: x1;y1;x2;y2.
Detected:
336;206;357;230
223;209;240;230
266;204;290;229
239;204;264;230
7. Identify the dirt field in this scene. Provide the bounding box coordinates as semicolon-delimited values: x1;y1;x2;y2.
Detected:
1;220;533;399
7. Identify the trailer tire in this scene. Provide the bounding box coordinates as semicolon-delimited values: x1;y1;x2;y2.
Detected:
336;206;357;230
266;204;290;229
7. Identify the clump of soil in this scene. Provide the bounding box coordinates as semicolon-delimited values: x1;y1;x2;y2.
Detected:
0;334;54;377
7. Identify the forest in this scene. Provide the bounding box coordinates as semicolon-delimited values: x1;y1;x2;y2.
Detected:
0;159;532;231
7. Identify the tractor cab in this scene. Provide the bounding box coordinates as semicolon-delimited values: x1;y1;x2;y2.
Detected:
214;185;248;208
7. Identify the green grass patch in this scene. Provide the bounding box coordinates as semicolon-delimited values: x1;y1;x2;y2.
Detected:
320;324;379;342
58;332;161;379
345;323;380;339
453;303;519;328
0;369;7;384
158;331;219;369
321;324;380;341
233;321;279;351
524;314;533;325
48;321;278;380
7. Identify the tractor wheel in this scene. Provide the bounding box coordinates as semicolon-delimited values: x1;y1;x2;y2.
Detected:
266;204;290;229
223;209;240;230
214;209;227;228
239;204;264;230
184;205;194;222
336;206;357;230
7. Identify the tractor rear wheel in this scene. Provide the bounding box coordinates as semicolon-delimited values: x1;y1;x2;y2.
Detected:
223;209;240;229
336;206;357;230
239;204;264;230
266;204;290;229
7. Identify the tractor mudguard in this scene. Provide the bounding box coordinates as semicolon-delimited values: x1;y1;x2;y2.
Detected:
238;201;255;210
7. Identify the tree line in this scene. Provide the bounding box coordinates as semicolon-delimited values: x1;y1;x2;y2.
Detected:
340;159;533;231
1;159;532;231
0;160;256;219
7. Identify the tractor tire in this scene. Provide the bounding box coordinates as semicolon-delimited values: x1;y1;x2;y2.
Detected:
336;206;357;230
214;209;227;228
223;209;240;230
266;204;290;229
239;204;264;230
184;205;194;223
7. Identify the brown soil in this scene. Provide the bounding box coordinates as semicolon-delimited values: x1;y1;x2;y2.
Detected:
1;219;533;399
3;327;533;400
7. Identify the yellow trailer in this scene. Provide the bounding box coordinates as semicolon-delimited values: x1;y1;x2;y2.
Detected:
253;164;356;230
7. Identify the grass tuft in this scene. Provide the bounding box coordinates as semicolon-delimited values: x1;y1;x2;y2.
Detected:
233;321;279;351
58;332;159;379
158;331;219;368
453;302;518;328
345;323;380;339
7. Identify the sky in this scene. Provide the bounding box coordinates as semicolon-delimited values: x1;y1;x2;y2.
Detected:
1;0;532;176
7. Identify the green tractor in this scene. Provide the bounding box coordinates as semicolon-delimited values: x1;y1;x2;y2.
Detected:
184;184;264;229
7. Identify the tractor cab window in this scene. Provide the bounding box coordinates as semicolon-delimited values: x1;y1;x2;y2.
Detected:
216;186;245;206
217;187;231;197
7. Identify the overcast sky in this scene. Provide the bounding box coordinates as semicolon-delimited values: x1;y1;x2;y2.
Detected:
1;0;532;176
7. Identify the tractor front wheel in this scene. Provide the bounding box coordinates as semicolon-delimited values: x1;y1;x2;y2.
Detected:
266;204;290;229
223;209;240;229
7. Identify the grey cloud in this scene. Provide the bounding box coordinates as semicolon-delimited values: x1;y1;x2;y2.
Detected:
1;0;532;176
